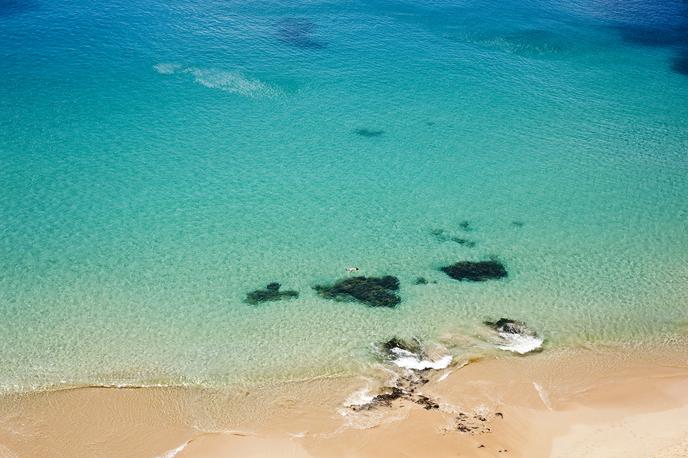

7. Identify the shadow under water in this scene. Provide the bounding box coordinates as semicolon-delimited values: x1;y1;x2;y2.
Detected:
612;1;688;77
276;17;326;49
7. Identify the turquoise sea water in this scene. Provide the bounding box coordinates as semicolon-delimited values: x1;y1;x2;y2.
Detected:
1;0;687;391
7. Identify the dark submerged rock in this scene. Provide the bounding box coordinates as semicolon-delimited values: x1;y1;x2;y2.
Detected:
354;128;384;137
450;237;476;247
246;283;298;305
414;276;428;285
511;220;524;227
430;228;449;242
314;275;401;308
431;228;475;247
441;260;507;282
458;220;473;231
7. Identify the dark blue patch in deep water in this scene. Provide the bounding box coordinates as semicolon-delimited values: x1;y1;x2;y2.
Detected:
276;18;326;49
671;55;688;75
615;24;688;48
0;0;35;17
612;1;688;77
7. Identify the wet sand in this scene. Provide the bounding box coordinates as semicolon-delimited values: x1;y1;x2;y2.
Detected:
1;347;687;457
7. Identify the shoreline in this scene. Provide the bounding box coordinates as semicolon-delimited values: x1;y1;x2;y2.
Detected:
1;347;687;457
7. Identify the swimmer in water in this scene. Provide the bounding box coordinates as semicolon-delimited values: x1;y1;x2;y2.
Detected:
346;267;360;273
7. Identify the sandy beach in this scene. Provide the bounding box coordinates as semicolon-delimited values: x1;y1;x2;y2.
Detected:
1;346;687;458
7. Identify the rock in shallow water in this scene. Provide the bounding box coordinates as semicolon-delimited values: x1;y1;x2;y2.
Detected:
441;260;507;282
314;276;401;308
483;318;543;354
245;283;299;305
381;337;422;355
484;318;532;335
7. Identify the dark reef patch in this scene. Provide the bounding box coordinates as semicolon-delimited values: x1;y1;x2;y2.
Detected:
314;275;401;308
354;128;384;137
414;276;428;285
276;18;326;49
430;228;446;239
458;220;473;231
246;282;298;305
441;260;507;282
450;237;476;247
431;228;476;247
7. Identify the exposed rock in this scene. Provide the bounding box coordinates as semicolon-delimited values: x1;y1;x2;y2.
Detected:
483;318;533;336
246;283;298;305
314;276;401;308
441;260;507;282
483;318;543;354
381;337;421;355
371;387;405;406
455;413;493;434
415;395;440;410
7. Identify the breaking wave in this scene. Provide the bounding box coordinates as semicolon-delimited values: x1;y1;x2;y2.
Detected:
496;333;544;354
389;347;453;370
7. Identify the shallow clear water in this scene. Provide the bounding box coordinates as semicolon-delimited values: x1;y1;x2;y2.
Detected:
1;0;687;391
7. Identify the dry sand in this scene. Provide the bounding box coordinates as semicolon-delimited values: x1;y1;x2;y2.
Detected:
0;347;687;457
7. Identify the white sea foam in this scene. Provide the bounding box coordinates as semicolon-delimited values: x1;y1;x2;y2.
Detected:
390;348;452;370
496;332;543;354
184;68;280;98
437;370;452;382
153;63;181;75
154;63;279;98
533;382;553;410
342;387;375;410
156;441;189;458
